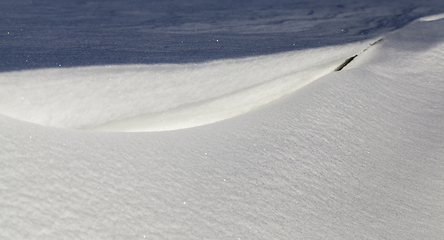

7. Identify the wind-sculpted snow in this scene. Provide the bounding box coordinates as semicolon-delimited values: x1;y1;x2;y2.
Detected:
0;40;376;132
1;11;444;240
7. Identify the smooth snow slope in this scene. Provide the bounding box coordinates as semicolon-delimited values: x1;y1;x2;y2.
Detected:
1;17;443;240
0;40;379;131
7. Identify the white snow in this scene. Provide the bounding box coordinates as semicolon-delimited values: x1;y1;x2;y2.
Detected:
0;17;443;239
419;13;444;21
0;40;376;132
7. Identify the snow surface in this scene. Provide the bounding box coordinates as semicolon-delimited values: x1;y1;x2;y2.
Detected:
2;0;444;71
0;40;380;131
1;8;444;240
419;13;444;21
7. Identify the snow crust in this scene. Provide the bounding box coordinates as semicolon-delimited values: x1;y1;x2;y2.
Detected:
1;16;443;240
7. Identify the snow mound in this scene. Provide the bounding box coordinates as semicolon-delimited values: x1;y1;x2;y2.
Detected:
0;15;443;240
0;41;377;132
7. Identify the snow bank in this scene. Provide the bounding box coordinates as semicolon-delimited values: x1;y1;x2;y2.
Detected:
0;17;443;239
0;41;376;131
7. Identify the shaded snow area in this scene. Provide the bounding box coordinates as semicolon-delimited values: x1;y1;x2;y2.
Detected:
2;0;444;71
1;12;444;240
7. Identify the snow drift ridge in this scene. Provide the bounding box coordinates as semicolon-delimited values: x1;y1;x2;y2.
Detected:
0;39;381;132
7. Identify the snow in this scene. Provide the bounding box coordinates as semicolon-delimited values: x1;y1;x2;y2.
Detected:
1;6;444;240
0;40;379;131
419;13;444;21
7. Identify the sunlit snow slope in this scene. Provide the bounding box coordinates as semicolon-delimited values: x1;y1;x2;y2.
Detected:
0;40;378;131
0;15;443;240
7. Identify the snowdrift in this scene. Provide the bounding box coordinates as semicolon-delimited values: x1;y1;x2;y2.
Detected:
0;40;380;132
0;16;443;239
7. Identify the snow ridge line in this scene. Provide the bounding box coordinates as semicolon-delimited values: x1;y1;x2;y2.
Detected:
334;38;383;71
89;39;385;132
